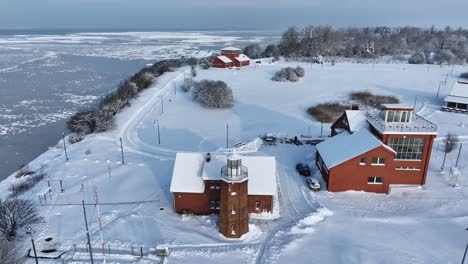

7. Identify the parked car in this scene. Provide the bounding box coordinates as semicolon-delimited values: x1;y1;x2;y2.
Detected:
306;177;321;191
296;163;311;176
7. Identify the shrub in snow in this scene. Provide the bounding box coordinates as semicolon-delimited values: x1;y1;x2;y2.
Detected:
295;66;305;77
130;69;153;91
8;170;46;197
67;110;97;134
192;80;234;109
444;133;459;153
272;67;304;82
68;132;84;144
15;165;34;179
461;72;468;79
307;103;349;123
0;198;43;240
350;90;399;107
408;52;426;64
182;78;194;92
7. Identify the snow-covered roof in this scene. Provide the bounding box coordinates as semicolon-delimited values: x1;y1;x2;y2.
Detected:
444;81;468;104
316;129;393;168
221;47;241;51
170;153;206;193
381;104;413;110
234;54;250;62
217;55;232;64
171;153;277;196
345;110;367;132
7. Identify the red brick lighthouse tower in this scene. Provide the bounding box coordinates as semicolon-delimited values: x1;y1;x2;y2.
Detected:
219;153;249;238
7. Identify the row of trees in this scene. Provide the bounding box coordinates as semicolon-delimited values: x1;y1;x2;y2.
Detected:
67;57;202;140
276;25;468;64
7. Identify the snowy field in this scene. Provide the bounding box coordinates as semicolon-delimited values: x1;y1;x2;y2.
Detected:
1;61;468;263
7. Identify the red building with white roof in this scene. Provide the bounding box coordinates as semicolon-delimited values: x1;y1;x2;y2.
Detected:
212;47;250;68
170;152;277;238
316;104;437;193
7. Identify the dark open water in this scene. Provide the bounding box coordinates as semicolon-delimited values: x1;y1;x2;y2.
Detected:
0;29;279;180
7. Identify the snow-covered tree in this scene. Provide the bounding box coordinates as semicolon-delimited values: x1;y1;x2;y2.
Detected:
271;67;305;82
408;52;426;64
191;65;197;77
192;80;233;108
243;44;262;59
67;110;97;134
0;199;43;241
262;44;279;58
280;26;301;58
435;49;456;64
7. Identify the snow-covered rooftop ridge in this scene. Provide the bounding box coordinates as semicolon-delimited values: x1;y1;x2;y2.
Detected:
381;103;414;110
171;152;277;195
234;54;250;62
316;129;390;168
221;47;241;51
345;110;367;132
217;55;233;63
444;81;468;102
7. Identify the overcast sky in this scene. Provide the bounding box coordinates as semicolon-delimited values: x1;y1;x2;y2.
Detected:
1;0;468;30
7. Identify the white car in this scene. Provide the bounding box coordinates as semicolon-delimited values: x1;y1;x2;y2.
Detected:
306;177;321;191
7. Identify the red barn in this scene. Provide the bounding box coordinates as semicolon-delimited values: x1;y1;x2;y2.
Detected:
212;47;250;68
316;104;437;193
170;152;277;238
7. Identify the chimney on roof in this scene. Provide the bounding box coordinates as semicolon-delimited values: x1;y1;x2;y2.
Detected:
351;104;360;110
206;153;211;163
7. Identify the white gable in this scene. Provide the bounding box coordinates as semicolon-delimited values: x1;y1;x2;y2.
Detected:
234;54;250;62
171;153;277;196
316;130;389;168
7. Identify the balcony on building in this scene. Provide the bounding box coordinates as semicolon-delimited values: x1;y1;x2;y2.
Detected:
366;104;437;134
221;154;248;182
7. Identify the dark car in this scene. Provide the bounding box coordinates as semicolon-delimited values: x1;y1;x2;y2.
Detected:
296;163;311;176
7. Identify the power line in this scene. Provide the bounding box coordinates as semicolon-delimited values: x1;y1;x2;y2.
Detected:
36;199;160;206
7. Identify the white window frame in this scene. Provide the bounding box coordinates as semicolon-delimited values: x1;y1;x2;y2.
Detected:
210;201;215;209
368;176;383;184
255;201;261;210
215;201;220;209
231;204;236;215
359;157;366;165
371;157;386;166
231;224;236;235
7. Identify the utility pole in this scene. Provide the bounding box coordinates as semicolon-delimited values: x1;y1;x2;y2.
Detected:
94;189;106;263
436;82;442;100
456;143;463;167
119;137;125;165
462;227;468;264
28;228;39;264
226;123;229;148
320;119;324;137
154;120;160;144
441;142;449;171
107;160;112;179
62;133;69;162
82;200;94;264
161;98;164;115
174;81;177;95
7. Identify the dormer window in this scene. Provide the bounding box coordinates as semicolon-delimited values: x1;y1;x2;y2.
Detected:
383;110;411;123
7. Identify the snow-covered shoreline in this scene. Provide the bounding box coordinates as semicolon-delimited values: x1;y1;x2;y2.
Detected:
3;61;468;263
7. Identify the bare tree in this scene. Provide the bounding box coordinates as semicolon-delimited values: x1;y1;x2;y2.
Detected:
0;240;19;264
0;199;43;241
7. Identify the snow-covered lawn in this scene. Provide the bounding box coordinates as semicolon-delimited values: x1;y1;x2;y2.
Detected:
2;61;468;263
